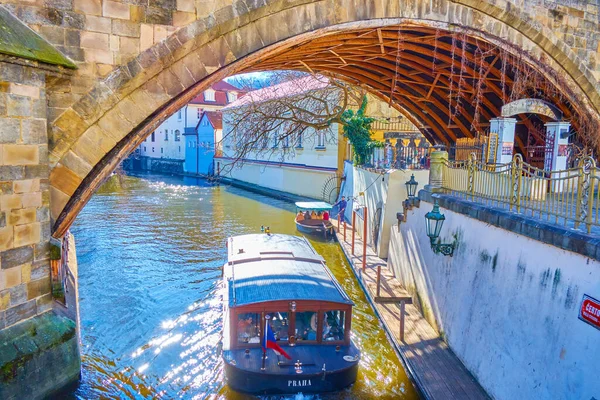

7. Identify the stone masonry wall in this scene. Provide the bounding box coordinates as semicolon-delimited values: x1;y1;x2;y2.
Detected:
0;0;226;123
0;61;53;330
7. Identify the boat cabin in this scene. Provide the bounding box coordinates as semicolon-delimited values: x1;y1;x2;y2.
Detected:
224;234;353;349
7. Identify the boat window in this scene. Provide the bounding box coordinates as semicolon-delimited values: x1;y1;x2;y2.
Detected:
294;311;318;342
323;310;345;342
266;312;289;342
237;313;261;345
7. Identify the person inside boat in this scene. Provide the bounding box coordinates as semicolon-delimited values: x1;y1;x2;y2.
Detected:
296;211;304;222
237;313;259;344
323;211;330;221
311;210;317;219
304;210;311;220
296;311;317;341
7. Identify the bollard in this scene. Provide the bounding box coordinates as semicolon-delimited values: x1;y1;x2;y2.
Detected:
376;265;381;297
351;211;356;255
343;220;347;242
362;207;368;271
400;300;406;342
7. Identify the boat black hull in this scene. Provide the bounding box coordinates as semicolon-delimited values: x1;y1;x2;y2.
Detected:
295;221;335;239
224;362;359;395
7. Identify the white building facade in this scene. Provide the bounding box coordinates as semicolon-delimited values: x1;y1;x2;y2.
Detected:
132;81;240;173
216;76;345;200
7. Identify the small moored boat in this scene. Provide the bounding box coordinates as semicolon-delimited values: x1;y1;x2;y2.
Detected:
222;234;360;395
294;202;335;239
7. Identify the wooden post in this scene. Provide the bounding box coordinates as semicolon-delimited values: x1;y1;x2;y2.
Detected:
362;207;368;271
376;265;381;297
400;300;406;342
351;211;356;255
337;213;341;233
343;220;347;242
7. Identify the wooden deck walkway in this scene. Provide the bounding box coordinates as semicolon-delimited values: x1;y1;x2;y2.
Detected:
332;220;490;400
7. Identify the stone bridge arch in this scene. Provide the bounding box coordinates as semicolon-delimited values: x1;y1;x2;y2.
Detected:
46;0;600;237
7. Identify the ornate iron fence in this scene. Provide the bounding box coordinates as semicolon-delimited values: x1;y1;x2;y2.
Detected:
442;153;600;234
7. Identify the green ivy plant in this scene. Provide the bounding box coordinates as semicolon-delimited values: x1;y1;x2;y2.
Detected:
341;96;383;165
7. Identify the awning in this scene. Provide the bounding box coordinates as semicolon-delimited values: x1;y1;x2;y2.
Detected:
295;201;333;211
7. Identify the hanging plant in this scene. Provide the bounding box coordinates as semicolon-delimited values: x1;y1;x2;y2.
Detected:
341;96;382;166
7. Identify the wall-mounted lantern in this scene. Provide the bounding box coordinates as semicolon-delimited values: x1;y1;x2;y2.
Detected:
424;200;455;256
405;174;418;198
289;301;296;312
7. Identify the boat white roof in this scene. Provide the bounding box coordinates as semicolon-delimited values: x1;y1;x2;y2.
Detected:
225;234;353;307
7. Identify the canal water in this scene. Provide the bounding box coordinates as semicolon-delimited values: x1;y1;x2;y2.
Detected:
63;173;418;400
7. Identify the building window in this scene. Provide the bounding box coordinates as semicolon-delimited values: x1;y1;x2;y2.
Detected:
151;132;155;142
174;130;181;142
283;135;290;148
297;133;303;148
164;130;169;141
272;135;278;148
197;108;201;119
179;146;181;152
227;92;238;103
204;89;215;102
144;146;146;151
317;131;325;148
161;148;163;154
152;147;155;152
178;109;182;120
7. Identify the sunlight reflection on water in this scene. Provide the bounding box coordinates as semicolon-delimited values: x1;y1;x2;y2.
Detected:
61;173;418;400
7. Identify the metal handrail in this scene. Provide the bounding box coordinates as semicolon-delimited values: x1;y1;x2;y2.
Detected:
442;153;600;234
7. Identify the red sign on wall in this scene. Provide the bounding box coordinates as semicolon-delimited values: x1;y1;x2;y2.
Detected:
579;294;600;330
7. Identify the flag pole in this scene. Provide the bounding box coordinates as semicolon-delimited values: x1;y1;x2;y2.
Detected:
261;314;270;371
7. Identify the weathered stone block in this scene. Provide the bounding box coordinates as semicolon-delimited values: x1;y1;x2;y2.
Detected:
3;145;39;166
84;48;113;64
13;223;40;248
13;179;40;194
6;95;31;117
3;298;36;326
8;208;36;226
0;292;9;311
0;212;4;228
74;0;101;16
4;267;22;289
130;5;146;23
49;187;69;222
26;277;50;300
35;293;52;313
21;192;42;209
21;263;31;284
177;0;195;12
173;11;195;26
120;37;140;54
21;119;47;145
30;261;50;281
0;194;22;210
146;6;173;25
0;117;20;144
112;19;140;37
81;31;110;50
8;83;40;100
140;23;153;50
85;15;112;33
24;165;49;180
0;227;13;252
102;0;130;19
8;283;27;305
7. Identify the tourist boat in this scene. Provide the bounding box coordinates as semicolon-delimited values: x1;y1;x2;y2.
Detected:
222;234;360;395
294;201;335;239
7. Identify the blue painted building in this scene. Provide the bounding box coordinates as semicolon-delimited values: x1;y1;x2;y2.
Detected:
184;111;223;176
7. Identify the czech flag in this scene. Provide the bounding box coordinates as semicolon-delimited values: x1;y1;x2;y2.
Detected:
262;321;292;360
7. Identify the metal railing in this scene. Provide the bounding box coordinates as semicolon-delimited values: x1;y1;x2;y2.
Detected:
442;153;600;234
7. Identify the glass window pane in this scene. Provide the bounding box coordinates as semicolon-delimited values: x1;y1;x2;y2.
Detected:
294;311;318;342
323;310;345;341
237;313;260;345
266;312;289;342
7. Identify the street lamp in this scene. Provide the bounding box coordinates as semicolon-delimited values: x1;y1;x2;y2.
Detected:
405;174;418;199
424;200;455;256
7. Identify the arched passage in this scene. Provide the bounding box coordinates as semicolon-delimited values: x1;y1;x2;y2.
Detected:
48;0;600;237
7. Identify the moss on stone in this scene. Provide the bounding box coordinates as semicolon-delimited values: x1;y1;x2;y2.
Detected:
0;313;76;384
0;7;76;69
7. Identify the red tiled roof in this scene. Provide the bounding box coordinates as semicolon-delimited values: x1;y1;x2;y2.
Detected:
222;75;330;110
199;111;223;130
189;80;243;106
